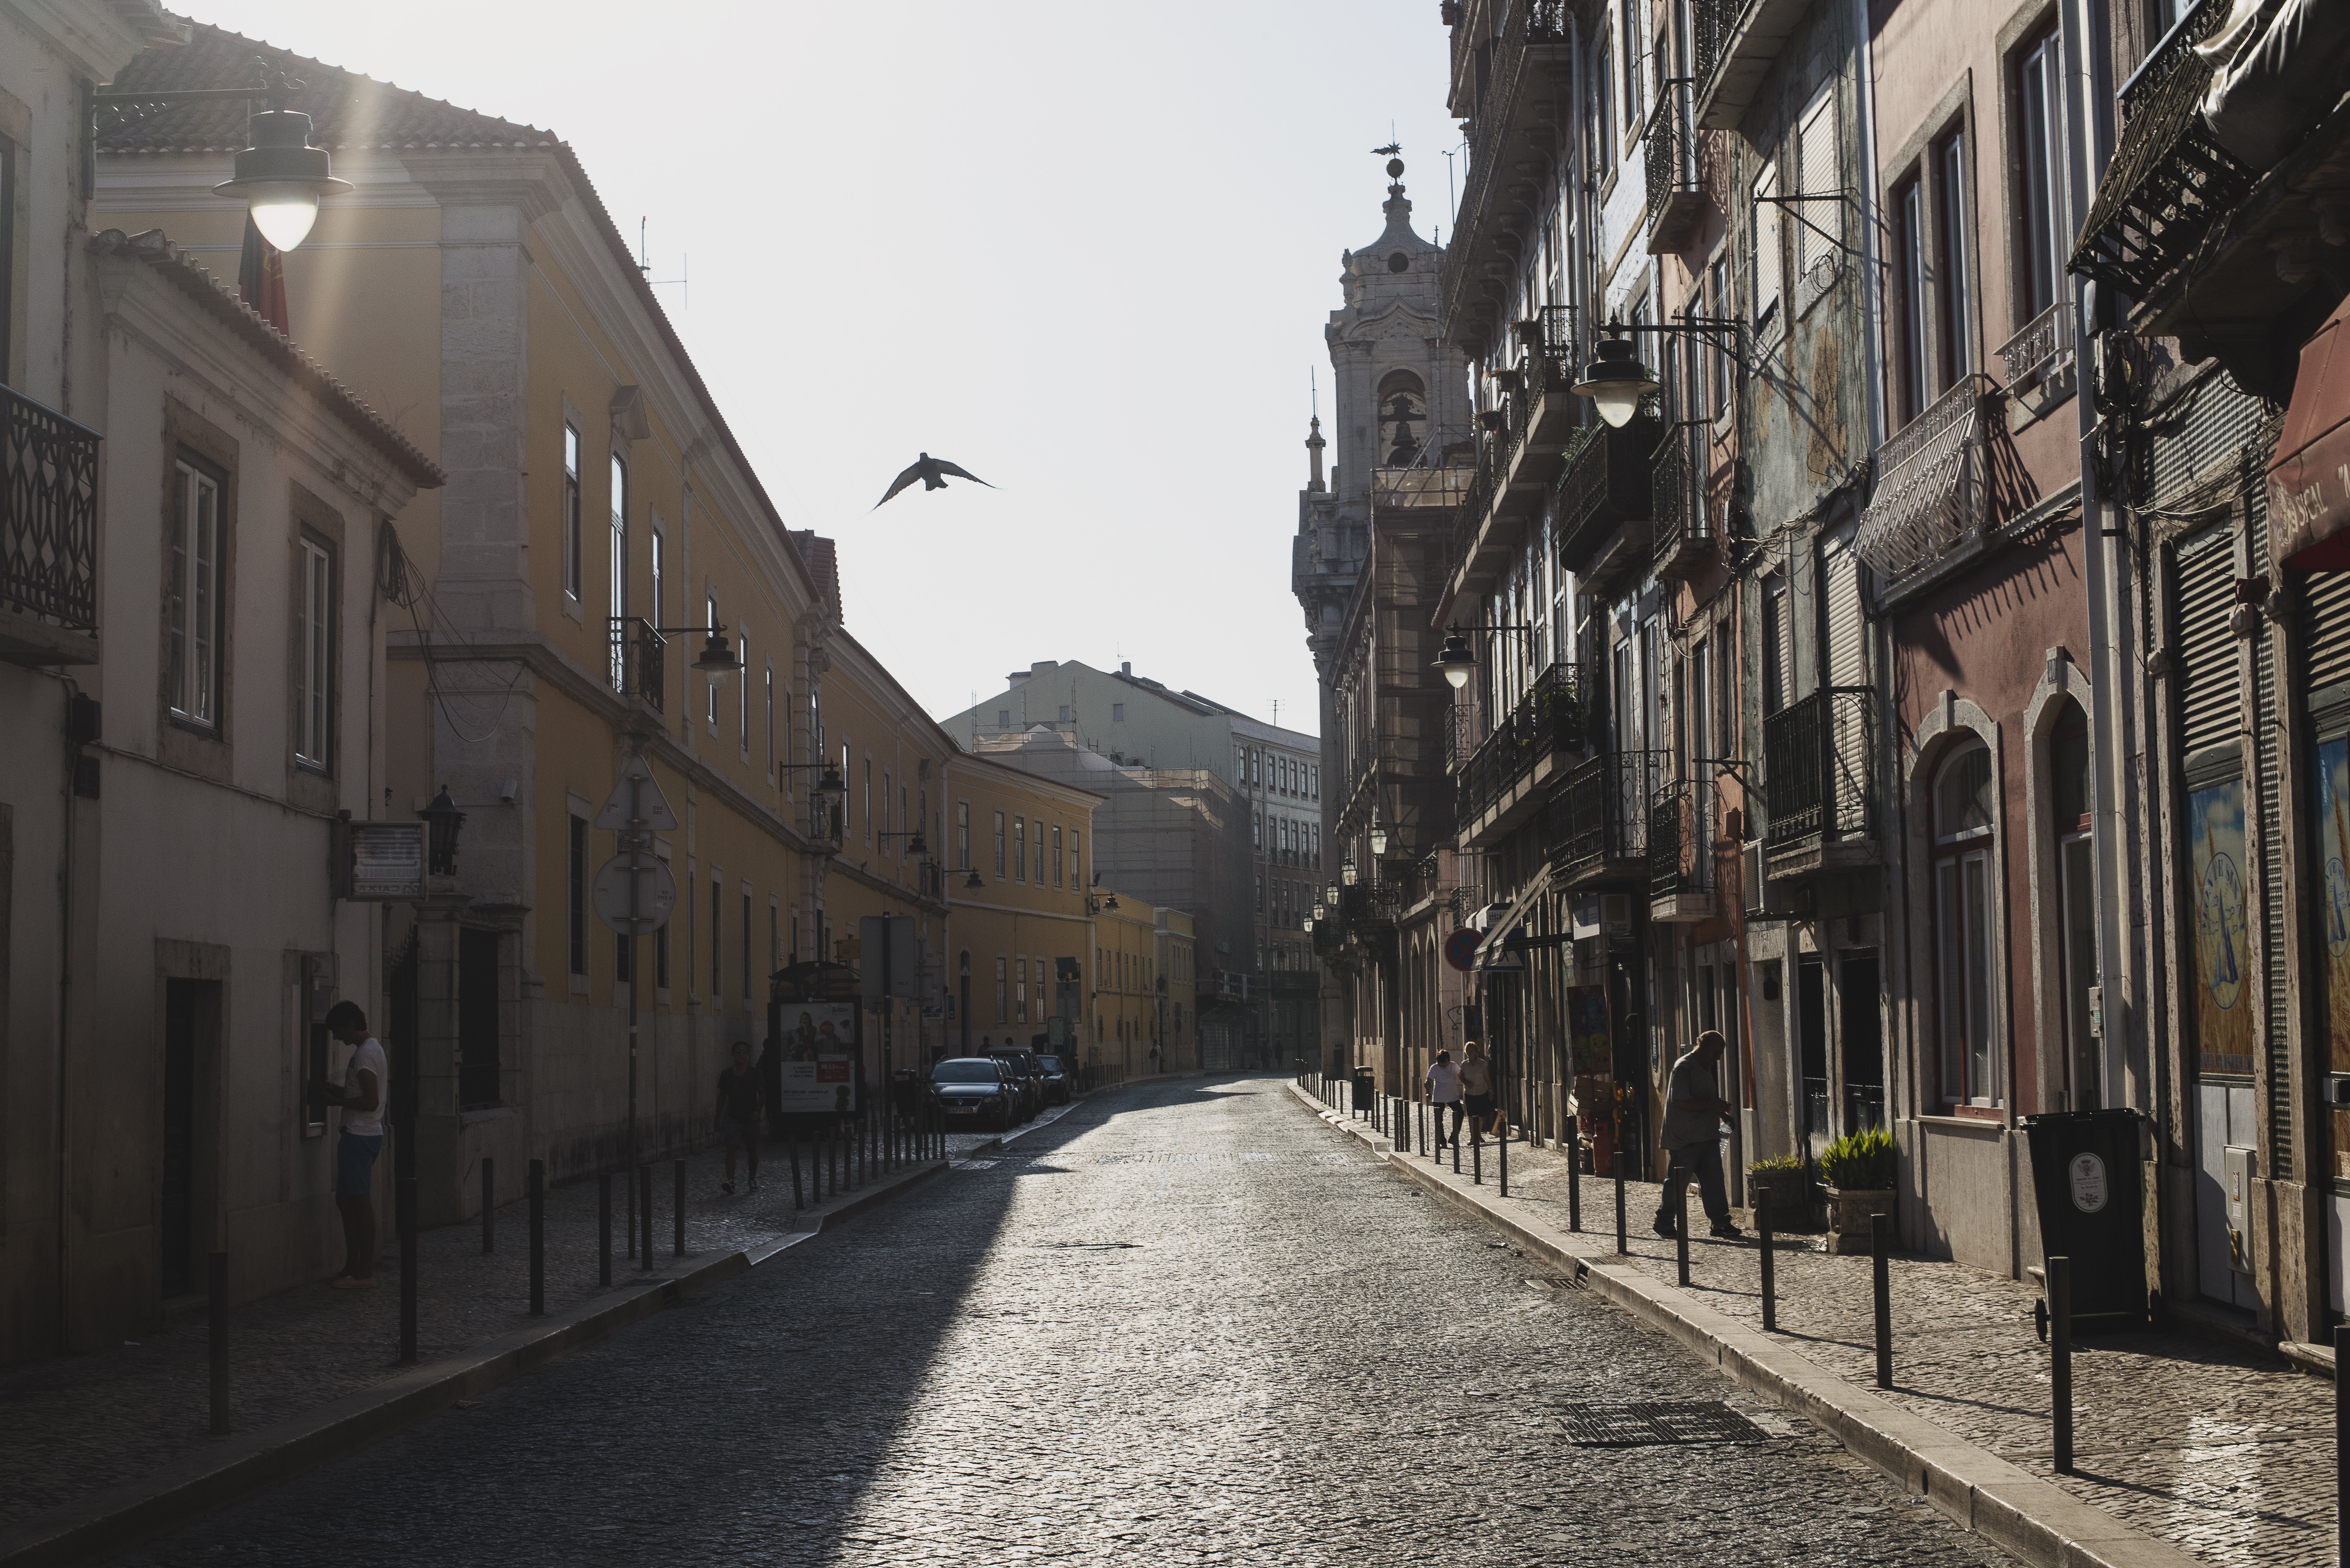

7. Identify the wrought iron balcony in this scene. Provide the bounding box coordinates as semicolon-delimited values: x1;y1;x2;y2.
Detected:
1439;0;1576;358
1649;775;1718;918
1556;750;1662;887
1690;0;1811;131
0;383;101;660
1762;686;1878;867
1650;428;1714;581
1645;79;1706;255
1996;301;2073;395
1444;702;1484;772
1553;414;1661;583
1853;374;1988;584
2069;0;2255;300
1456;662;1589;837
607;617;667;711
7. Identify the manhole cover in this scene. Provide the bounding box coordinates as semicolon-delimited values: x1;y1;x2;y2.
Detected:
1557;1401;1769;1447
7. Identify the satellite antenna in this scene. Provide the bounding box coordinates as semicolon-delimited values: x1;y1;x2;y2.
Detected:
638;217;688;309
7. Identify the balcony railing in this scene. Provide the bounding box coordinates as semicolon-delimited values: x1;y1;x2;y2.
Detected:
1762;687;1877;847
1558;750;1663;881
1649;775;1718;901
1853;374;1987;583
2068;0;2255;298
1690;0;1737;93
1645;79;1706;254
1456;662;1588;827
1996;300;2073;394
1554;415;1661;579
607;617;667;711
1440;0;1576;354
1445;702;1484;772
2;384;101;634
1650;428;1713;581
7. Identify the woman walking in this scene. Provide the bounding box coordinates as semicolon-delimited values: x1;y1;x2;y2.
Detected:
1425;1049;1463;1148
1459;1041;1500;1143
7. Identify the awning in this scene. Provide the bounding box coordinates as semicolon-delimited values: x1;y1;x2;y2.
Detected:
2269;294;2350;571
1474;866;1552;970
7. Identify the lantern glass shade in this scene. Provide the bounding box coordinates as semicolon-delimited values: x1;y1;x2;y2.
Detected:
245;183;325;252
1325;882;1339;904
420;784;465;877
814;764;846;801
1302;917;1314;933
213;108;351;253
1369;824;1389;857
1433;629;1476;690
1571;337;1659;428
1341;856;1358;887
964;869;984;890
693;629;741;673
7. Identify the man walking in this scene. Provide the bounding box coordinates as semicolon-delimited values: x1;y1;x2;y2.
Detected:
1459;1041;1497;1143
716;1040;764;1194
1425;1049;1463;1148
1654;1029;1743;1240
311;1001;385;1288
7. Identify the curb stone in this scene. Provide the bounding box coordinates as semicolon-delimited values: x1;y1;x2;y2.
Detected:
1286;1082;2206;1568
0;1158;947;1568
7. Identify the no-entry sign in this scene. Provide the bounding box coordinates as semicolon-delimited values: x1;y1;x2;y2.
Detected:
1443;928;1481;972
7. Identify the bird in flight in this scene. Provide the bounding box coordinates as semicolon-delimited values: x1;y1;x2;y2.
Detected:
875;453;993;509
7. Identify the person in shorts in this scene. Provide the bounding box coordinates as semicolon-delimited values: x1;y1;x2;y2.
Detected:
716;1040;764;1194
1459;1041;1498;1142
311;1000;385;1289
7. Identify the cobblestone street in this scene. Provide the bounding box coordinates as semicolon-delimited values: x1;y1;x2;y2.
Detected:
107;1076;2008;1566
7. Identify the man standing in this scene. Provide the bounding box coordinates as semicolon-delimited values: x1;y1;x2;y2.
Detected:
717;1040;765;1194
1425;1049;1463;1149
312;1001;385;1288
1654;1029;1743;1240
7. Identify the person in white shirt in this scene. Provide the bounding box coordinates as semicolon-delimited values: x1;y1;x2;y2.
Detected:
1425;1049;1463;1149
312;1001;387;1288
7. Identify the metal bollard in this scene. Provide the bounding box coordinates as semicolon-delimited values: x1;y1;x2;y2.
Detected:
398;1176;419;1365
1472;1128;1482;1185
1614;1157;1627;1256
1498;1114;1508;1197
528;1159;545;1316
1872;1211;1894;1389
481;1156;495;1255
790;1136;805;1210
673;1158;686;1257
1675;1176;1691;1286
1758;1192;1776;1332
1568;1136;1582;1232
638;1164;653;1271
2334;1322;2348;1565
2051;1255;2073;1474
598;1172;613;1286
1453;1118;1462;1174
208;1251;229;1435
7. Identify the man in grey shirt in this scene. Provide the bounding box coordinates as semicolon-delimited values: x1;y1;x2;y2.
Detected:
1653;1030;1743;1240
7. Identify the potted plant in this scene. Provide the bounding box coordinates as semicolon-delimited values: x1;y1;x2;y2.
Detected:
1819;1128;1898;1255
1745;1155;1812;1230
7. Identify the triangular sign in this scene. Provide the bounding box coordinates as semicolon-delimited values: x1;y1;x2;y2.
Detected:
594;755;678;832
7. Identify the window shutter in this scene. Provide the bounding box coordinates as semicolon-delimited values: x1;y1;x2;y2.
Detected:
2173;525;2238;760
1822;527;1865;687
2251;497;2289;1175
2307;564;2350;704
1752;161;1782;327
1797;88;1839;273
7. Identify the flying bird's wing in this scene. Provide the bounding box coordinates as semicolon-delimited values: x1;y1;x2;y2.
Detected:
874;460;927;509
930;459;994;488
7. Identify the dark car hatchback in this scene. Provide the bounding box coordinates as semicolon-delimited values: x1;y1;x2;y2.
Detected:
929;1058;1014;1130
1033;1053;1071;1105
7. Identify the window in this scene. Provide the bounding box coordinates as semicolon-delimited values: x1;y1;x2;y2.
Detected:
994;810;1007;877
764;663;774;777
1761;571;1790;715
1013;817;1026;882
2049;706;2099;1108
1893;175;1929;427
1795;85;1839;286
1070;828;1082;887
0;132;14;381
2013;24;2067;323
1932;744;1997;1105
1032;818;1044;883
1621;0;1643;134
995;956;1008;1022
655;891;671;989
562;425;581;601
1707;256;1732;419
863;758;872;842
1935;132;1974;382
167;461;223;727
1052;824;1064;886
1015;957;1028;1022
1111;702;1125;722
1594;30;1615;177
1751;160;1782;332
738;632;751;753
710;875;723;999
707;594;720;728
958;801;971;870
568;815;588;976
608;454;627;690
1058;705;1072;723
997;709;1010;728
294;535;332;770
649;529;663;630
742;891;752;1002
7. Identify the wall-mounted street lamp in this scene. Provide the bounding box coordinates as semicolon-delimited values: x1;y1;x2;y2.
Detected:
1341;856;1358;887
94;59;350;252
1570;314;1749;427
878;828;929;856
1368;821;1389;858
419;784;464;877
777;760;847;801
1324;881;1339;904
1430;620;1534;689
1087;891;1120;914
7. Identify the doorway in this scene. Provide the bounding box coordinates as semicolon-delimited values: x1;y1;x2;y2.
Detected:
1799;956;1829;1153
1841;951;1884;1131
160;978;219;1299
458;927;502;1110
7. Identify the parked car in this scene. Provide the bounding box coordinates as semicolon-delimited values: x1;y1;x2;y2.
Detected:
929;1057;1016;1131
1033;1053;1071;1105
987;1049;1044;1121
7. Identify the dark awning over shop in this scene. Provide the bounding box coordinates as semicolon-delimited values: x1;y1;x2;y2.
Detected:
2269;294;2350;571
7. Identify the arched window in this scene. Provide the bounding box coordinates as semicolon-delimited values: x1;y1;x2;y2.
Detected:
1376;370;1427;466
1932;743;1998;1106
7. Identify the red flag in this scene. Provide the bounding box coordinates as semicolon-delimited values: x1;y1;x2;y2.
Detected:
236;215;289;337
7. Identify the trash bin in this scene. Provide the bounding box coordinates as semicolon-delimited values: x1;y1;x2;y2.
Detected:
2021;1109;2149;1333
1351;1067;1376;1112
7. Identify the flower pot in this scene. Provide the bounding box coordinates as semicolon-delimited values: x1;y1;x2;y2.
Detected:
1747;1172;1816;1231
1825;1186;1895;1255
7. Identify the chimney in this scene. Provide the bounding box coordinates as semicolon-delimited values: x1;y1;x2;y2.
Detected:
1121;661;1132;676
1006;670;1031;688
787;530;843;624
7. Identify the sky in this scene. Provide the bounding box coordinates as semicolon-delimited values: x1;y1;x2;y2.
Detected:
182;0;1465;737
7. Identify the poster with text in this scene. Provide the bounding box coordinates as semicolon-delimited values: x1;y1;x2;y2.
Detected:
1566;985;1612;1076
2316;737;2350;1176
776;1002;859;1114
2189;777;2255;1077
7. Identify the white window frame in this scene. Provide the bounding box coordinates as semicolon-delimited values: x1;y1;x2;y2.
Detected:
295;534;332;770
1932;744;1999;1107
169;459;223;728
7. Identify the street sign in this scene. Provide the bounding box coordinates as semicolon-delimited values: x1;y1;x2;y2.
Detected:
1443;927;1481;972
1477;946;1527;972
344;822;426;900
593;756;678;833
593;849;675;935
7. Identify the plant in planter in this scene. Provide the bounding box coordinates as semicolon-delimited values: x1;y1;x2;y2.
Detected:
1818;1128;1898;1255
1745;1154;1811;1230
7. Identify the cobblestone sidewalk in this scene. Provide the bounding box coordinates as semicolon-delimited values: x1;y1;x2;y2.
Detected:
1332;1094;2333;1568
0;1127;943;1539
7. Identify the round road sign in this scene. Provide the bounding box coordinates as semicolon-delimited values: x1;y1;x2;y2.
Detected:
593;851;676;935
1443;928;1481;972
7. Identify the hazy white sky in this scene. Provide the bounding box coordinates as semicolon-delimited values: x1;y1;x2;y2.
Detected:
185;0;1463;736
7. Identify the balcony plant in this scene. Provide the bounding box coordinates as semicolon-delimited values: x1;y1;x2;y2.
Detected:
1818;1127;1897;1255
1744;1154;1813;1232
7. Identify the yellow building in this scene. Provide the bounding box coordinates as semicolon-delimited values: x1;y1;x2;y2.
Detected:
1158;908;1200;1074
92;27;940;1222
1092;892;1162;1084
940;753;1102;1060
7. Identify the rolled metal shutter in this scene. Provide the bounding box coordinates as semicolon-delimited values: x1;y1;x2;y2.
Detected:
1822;527;1866;687
2305;567;2350;703
2173;524;2238;759
2251;493;2291;1176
